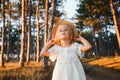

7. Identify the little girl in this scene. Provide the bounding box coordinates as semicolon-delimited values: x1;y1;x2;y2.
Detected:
40;21;92;80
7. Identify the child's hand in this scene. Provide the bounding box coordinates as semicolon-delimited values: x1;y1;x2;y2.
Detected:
75;35;92;52
74;36;82;41
47;39;56;46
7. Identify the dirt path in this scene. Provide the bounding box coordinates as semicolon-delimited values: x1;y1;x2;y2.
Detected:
44;59;120;80
46;63;120;80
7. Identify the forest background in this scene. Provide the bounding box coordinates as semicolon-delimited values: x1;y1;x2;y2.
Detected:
0;0;120;79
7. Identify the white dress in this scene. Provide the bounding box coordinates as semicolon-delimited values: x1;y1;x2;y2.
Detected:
48;42;86;80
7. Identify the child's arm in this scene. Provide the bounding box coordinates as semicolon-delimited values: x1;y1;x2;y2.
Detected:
40;40;56;56
75;35;92;52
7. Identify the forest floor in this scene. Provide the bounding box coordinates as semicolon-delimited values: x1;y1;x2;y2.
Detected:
0;56;120;80
82;56;120;80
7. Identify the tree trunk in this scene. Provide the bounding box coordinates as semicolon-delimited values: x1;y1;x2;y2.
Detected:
0;0;5;67
26;0;31;64
6;19;11;62
6;0;11;62
44;0;49;69
19;0;25;67
36;0;40;63
44;0;48;44
92;30;98;57
110;0;120;48
48;0;55;40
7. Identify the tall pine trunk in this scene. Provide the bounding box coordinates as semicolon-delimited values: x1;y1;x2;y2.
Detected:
26;0;31;64
6;0;11;62
43;0;49;68
19;0;25;67
0;0;5;67
36;0;40;63
48;0;55;40
44;0;48;44
110;0;120;49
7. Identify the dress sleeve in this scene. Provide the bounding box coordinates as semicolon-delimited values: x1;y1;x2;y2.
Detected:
74;43;85;58
48;45;58;62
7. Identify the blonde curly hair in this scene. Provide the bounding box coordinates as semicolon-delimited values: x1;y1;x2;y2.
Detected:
52;20;78;45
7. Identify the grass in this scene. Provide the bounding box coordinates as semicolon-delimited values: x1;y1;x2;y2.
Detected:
84;56;120;70
0;61;53;80
0;56;120;80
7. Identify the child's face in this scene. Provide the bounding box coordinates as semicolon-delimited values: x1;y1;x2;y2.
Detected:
56;25;72;40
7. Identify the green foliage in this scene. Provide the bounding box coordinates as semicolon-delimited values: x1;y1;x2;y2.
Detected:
76;0;111;30
76;0;120;55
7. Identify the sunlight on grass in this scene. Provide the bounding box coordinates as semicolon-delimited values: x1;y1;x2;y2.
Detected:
0;61;53;80
105;63;120;68
88;56;120;70
0;62;19;71
0;61;44;71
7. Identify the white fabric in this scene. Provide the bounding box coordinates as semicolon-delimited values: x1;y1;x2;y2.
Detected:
48;42;86;80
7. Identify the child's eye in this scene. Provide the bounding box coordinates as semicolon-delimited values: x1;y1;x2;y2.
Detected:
59;29;62;31
65;29;68;31
59;29;68;32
